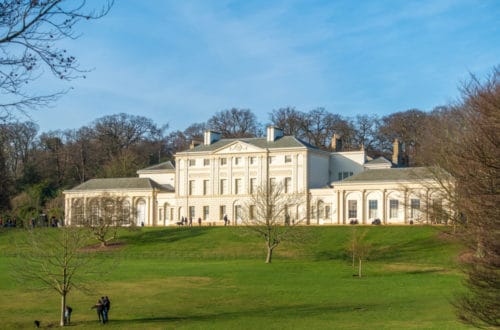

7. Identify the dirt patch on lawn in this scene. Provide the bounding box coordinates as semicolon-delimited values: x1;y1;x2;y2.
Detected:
385;263;449;274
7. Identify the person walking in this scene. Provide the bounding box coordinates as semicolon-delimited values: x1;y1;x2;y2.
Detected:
223;214;228;226
102;296;111;323
91;298;104;323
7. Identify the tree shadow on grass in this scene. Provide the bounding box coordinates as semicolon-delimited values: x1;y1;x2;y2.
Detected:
97;302;383;326
122;227;208;246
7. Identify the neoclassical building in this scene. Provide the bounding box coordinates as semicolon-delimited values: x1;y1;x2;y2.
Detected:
64;126;443;226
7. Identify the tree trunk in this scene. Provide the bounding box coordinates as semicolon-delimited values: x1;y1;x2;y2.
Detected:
266;246;273;263
358;258;362;278
60;293;66;326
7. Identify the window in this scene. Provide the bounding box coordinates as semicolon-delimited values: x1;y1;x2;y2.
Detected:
189;180;195;195
249;205;256;219
189;206;195;219
389;199;399;218
203;159;210;166
203;206;209;220
338;172;342;181
220;179;227;194
368;200;378;218
234;157;241;165
343;171;349;179
269;156;276;164
234;178;242;194
220;205;226;220
325;206;331;219
250;178;257;194
285;155;292;163
411;199;420;218
284;177;292;193
203;180;209;195
249;157;256;165
220;158;227;166
348;200;357;219
189;159;196;167
349;172;353;177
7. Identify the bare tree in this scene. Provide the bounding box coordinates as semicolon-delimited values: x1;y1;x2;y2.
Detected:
353;114;379;151
269;107;306;137
207;108;260;138
71;194;134;247
346;228;371;278
13;227;101;326
422;68;499;327
0;0;114;119
242;182;306;263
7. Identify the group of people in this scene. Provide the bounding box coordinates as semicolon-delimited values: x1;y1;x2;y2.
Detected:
178;216;203;226
91;296;111;324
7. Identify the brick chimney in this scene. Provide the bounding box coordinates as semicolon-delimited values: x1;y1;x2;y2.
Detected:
266;126;283;142
330;134;342;152
392;138;403;166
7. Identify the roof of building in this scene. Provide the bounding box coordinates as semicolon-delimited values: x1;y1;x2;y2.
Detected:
341;167;434;183
364;156;392;165
137;161;175;172
179;136;319;153
69;177;166;191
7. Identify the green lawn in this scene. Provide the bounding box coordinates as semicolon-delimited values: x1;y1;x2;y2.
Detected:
0;226;471;329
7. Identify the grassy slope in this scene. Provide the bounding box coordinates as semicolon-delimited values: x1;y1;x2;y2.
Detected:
0;226;470;329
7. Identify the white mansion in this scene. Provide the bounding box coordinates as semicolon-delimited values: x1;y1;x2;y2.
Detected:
64;126;443;226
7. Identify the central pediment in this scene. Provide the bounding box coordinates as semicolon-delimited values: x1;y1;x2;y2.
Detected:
214;141;264;154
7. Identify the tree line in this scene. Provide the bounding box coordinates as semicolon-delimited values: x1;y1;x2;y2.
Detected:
0;105;446;219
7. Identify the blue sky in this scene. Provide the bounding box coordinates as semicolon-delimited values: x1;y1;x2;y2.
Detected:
30;0;499;132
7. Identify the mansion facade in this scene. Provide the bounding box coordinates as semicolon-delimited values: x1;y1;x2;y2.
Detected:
64;126;443;226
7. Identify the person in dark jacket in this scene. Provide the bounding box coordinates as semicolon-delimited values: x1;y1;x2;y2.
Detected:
102;296;111;323
91;299;104;323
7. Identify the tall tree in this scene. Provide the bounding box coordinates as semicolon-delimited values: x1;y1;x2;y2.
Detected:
92;113;161;159
207;108;260;138
353;114;379;151
0;0;113;120
377;109;428;165
269;107;306;138
424;69;499;327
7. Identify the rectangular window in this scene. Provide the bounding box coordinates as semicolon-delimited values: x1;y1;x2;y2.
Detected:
189;206;195;219
285;155;292;163
203;159;210;166
203;206;209;220
220;179;227;194
338;172;342;181
249;157;256;165
389;199;399;218
234;157;241;165
189;159;196;167
284;177;292;193
368;200;378;218
189;180;195;195
348;200;357;219
234;178;242;194
411;199;421;218
269;156;276;164
249;205;255;220
325;206;331;219
220;205;226;220
349;172;353;177
203;180;209;195
250;178;257;194
343;171;349;179
220;158;227;166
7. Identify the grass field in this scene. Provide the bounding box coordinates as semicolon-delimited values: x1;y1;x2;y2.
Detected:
0;226;471;329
